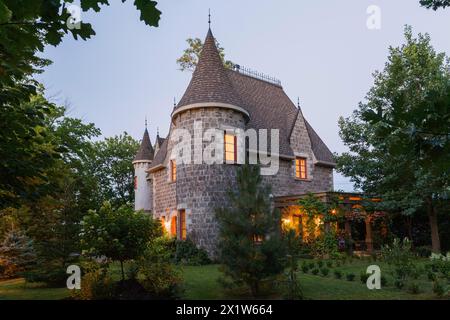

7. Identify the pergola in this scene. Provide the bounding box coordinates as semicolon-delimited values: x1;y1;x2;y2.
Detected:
274;191;387;253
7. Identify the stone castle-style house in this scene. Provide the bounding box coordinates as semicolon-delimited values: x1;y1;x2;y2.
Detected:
132;27;336;256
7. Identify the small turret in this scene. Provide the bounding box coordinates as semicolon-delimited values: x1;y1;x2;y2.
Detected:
133;122;154;212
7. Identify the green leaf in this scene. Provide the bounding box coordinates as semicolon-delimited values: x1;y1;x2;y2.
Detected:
0;1;12;23
133;0;161;27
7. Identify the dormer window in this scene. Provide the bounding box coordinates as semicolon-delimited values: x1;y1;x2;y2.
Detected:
224;133;237;163
295;157;307;179
170;160;177;182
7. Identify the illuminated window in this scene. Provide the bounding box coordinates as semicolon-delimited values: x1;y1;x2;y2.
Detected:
295;157;307;179
224;133;237;163
134;176;137;189
171;216;177;237
170;160;177;182
179;210;186;240
253;235;264;244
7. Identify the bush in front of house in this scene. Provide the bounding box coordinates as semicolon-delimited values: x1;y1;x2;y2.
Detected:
408;281;420;294
311;268;319;275
326;260;333;268
415;246;432;258
346;273;355;281
334;270;342;279
360;271;369;284
320;267;329;277
301;261;310;273
317;260;324;268
394;278;405;289
137;237;184;299
381;275;388;287
432;279;447;297
73;266;116;300
173;239;211;266
382;238;418;283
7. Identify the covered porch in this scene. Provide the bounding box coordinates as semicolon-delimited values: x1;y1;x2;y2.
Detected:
274;192;388;254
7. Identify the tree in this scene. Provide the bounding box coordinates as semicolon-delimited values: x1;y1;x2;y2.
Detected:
88;133;139;208
215;165;286;297
0;1;161;205
80;202;162;281
337;26;450;253
176;37;234;72
0;229;35;278
420;0;450;9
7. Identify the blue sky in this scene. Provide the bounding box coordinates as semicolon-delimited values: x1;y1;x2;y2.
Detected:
36;0;450;191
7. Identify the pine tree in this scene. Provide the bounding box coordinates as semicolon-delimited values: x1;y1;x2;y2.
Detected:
216;165;286;297
0;230;36;278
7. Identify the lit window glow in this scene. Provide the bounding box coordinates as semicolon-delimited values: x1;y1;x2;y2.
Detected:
224;133;237;163
295;157;307;179
170;160;177;182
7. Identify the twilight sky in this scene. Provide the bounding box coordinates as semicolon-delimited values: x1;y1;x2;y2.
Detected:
36;0;450;192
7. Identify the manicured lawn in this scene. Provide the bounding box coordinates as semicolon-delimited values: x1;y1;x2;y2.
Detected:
0;278;70;300
1;259;448;300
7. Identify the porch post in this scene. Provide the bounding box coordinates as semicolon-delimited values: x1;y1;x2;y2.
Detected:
365;215;373;253
344;220;351;238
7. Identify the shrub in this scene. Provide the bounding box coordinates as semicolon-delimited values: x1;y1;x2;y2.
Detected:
408;281;420;294
317;260;324;268
360;271;369;284
174;239;211;266
326;260;333;268
301;262;310;273
394;279;405;289
432;280;447;297
334;270;342;279
382;238;418;281
73;268;115;300
415;246;432;258
346;273;355;281
320;268;329;277
138;238;183;299
311;268;319;275
308;262;315;270
381;276;388;287
427;271;437;281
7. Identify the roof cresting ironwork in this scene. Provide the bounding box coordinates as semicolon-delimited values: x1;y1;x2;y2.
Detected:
232;64;282;87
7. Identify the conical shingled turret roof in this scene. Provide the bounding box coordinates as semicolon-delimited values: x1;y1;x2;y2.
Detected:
134;128;154;162
176;28;243;108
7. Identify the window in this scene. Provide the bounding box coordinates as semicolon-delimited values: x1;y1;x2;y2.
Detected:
179;210;186;240
170;160;177;182
295;157;307;179
224;133;237;163
171;216;177;237
134;176;137;189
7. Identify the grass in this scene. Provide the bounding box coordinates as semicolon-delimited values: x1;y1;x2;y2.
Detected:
1;258;448;300
0;278;70;300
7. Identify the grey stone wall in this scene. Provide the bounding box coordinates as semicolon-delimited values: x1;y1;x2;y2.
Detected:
174;107;246;257
150;106;333;258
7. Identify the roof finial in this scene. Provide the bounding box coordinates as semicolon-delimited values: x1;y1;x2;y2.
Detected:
297;97;300;109
208;9;211;28
157;126;159;137
173;96;177;108
145;116;148;129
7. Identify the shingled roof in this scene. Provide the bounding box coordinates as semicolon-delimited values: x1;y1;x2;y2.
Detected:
176;29;243;108
150;28;335;169
134;128;154;162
